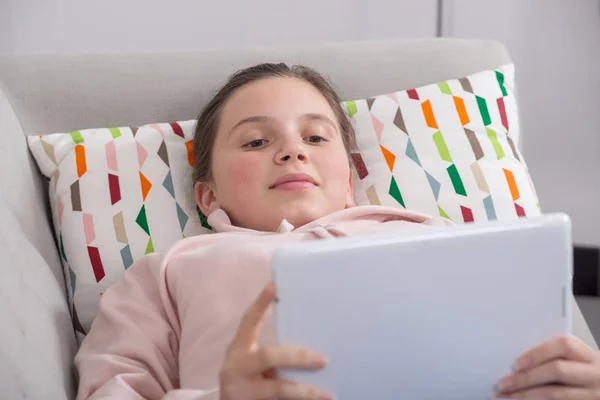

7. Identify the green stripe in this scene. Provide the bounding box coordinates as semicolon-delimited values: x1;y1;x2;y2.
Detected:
60;232;68;262
145;237;154;254
447;164;467;196
476;96;491;126
109;128;122;139
433;131;453;162
496;71;508;97
389;176;405;208
136;205;150;235
438;205;450;219
438;81;452;95
487;128;505;160
345;101;358;117
70;131;84;144
197;206;213;230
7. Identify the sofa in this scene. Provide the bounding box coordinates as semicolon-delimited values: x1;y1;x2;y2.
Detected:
0;38;596;399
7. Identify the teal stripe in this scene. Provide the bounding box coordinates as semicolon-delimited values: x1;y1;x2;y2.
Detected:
121;245;133;269
483;195;497;220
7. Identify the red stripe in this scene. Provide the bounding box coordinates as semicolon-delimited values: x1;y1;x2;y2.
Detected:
497;97;509;131
407;89;419;100
351;153;369;180
170;122;184;138
88;246;105;282
515;203;526;217
460;206;474;223
108;174;121;205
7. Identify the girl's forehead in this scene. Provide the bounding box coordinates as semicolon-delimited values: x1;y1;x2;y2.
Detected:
219;77;336;126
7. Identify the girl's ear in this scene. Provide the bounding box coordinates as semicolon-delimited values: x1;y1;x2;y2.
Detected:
345;170;356;208
195;181;221;216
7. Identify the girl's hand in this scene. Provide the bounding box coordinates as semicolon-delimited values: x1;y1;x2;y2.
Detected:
219;282;333;400
494;335;600;399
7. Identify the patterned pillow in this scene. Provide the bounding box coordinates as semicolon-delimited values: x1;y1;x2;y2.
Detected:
28;121;210;336
346;64;540;222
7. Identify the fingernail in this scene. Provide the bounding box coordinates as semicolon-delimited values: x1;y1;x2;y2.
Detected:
494;376;515;393
512;356;531;372
312;356;328;368
493;382;503;394
307;352;326;367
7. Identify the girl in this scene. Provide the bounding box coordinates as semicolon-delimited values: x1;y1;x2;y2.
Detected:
75;63;600;400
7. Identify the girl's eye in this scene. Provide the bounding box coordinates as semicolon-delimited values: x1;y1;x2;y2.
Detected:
306;136;326;144
244;139;268;148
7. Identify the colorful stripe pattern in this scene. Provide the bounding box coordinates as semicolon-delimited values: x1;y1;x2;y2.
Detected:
346;63;540;224
28;120;208;335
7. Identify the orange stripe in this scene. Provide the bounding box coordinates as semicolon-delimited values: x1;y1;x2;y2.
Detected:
421;100;438;129
140;172;152;201
503;168;520;201
380;145;396;172
185;140;194;167
453;96;470;126
75;145;87;177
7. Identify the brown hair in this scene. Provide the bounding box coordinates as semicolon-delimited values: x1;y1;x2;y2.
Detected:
193;63;355;182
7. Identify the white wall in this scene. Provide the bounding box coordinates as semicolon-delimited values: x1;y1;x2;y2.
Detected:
443;0;600;247
0;0;437;53
0;1;9;51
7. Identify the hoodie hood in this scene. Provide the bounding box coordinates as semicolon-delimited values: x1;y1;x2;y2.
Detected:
206;205;452;235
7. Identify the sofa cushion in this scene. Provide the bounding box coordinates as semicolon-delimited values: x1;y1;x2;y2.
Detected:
0;190;76;399
0;90;65;291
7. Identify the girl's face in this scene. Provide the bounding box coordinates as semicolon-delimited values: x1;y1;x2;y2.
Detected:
195;77;354;232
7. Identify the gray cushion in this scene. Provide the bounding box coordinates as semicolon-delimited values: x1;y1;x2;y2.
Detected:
0;90;76;399
0;91;65;287
0;38;510;136
0;189;76;399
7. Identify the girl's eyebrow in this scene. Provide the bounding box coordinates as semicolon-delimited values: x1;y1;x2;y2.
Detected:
229;113;336;136
229;116;271;136
299;113;337;130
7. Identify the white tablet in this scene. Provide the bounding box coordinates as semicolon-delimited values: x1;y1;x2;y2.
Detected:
272;213;572;399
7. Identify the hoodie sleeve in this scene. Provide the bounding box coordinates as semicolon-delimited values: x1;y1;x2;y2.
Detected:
74;253;218;400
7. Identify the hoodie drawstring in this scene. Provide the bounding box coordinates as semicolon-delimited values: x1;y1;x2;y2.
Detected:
309;224;349;239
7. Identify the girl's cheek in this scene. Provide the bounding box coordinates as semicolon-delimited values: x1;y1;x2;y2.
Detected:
320;151;351;179
226;155;263;187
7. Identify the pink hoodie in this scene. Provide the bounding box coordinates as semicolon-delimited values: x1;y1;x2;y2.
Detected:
75;206;452;399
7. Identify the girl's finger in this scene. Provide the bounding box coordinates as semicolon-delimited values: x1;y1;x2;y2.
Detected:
497;385;590;400
233;346;327;376
247;380;333;400
228;282;276;353
495;360;600;395
512;336;596;372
